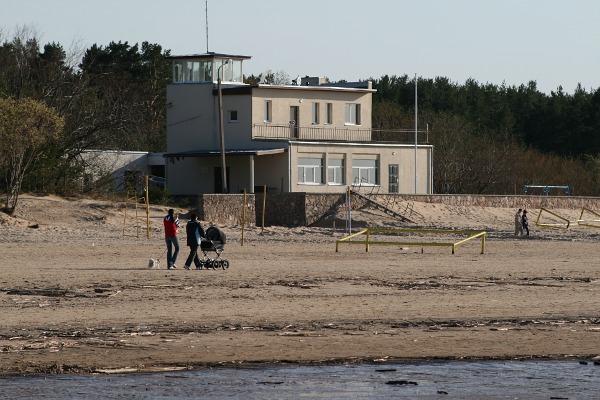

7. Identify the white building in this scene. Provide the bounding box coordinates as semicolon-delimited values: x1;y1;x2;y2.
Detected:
164;52;432;195
78;150;164;191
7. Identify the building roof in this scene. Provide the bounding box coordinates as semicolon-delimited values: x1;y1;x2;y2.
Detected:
215;84;376;96
166;52;251;60
163;148;286;158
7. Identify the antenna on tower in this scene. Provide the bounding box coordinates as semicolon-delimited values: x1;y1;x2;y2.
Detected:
205;1;209;53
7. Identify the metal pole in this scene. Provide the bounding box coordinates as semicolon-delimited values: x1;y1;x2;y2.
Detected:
205;1;209;53
414;73;418;194
145;175;150;239
218;62;228;193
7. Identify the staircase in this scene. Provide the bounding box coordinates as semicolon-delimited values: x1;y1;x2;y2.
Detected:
350;190;414;223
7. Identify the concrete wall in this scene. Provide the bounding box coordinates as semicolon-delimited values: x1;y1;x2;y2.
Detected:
385;194;600;210
193;193;600;227
198;194;256;226
79;150;162;191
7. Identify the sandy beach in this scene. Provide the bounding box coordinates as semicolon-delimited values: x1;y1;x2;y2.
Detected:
1;194;600;375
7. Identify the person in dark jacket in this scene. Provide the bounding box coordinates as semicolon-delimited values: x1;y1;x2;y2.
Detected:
183;213;205;270
522;209;530;236
163;209;180;269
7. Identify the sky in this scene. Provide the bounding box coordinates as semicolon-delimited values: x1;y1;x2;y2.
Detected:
2;0;599;94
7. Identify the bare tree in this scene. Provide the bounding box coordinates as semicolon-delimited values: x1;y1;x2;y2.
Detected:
261;69;290;85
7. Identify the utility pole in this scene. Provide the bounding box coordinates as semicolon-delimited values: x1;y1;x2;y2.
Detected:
218;60;229;193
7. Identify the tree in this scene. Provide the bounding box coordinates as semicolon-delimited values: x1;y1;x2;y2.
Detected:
244;70;291;85
0;97;64;213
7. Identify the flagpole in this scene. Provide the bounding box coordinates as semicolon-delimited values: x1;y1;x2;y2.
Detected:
414;73;418;194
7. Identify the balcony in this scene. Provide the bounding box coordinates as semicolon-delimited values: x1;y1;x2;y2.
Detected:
252;124;429;144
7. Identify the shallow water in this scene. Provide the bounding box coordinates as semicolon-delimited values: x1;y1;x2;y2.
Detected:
2;360;599;399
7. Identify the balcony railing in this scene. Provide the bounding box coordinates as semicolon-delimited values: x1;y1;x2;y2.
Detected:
252;124;429;144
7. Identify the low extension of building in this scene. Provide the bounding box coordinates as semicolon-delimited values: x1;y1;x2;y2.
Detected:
164;52;433;195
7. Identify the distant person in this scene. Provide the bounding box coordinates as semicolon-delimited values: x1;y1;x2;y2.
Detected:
514;208;523;237
522;210;530;236
184;213;206;270
163;209;180;269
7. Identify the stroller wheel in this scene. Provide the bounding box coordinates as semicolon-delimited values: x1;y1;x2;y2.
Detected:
222;260;229;270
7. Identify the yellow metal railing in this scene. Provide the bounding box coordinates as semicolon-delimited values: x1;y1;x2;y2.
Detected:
535;208;570;229
335;228;486;254
577;207;600;228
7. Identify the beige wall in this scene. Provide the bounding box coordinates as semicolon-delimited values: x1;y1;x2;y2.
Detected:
289;142;433;194
221;93;282;151
166;157;213;195
167;152;291;195
253;152;289;193
167;83;374;154
251;87;373;129
166;84;218;152
167;156;253;195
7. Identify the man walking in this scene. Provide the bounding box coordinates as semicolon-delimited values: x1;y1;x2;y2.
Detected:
163;209;180;269
514;208;523;237
184;213;206;270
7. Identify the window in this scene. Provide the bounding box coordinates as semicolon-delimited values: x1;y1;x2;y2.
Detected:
190;61;201;81
264;100;272;123
201;60;212;81
311;102;320;124
173;61;184;83
228;110;238;122
325;103;333;124
328;159;344;185
352;159;378;185
171;58;241;83
298;157;323;184
389;164;399;193
345;103;361;125
173;60;211;83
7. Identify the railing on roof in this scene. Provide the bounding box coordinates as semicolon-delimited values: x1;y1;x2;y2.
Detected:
252;124;429;144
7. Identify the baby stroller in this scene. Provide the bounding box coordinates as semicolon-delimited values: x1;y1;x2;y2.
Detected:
200;226;229;269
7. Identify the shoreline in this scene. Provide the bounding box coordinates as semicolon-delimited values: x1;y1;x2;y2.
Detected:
4;351;599;377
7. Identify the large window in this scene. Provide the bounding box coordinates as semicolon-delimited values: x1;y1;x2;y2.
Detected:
201;60;212;81
171;59;242;83
298;157;323;184
325;103;333;124
311;102;320;124
188;61;201;81
174;61;185;83
352;159;378;185
264;100;272;123
345;103;361;125
328;158;344;185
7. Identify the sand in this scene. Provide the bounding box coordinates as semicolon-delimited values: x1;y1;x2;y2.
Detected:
1;194;600;375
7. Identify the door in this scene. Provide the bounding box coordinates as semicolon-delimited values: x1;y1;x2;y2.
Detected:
214;167;230;193
389;164;399;193
289;106;299;138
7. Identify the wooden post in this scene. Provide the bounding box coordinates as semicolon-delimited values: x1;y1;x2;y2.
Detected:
261;185;267;233
241;188;246;246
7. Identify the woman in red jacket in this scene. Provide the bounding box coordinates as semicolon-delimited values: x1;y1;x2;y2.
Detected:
163;209;180;269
